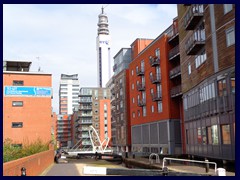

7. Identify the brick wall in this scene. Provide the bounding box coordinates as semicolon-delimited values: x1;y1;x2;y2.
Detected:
3;148;54;176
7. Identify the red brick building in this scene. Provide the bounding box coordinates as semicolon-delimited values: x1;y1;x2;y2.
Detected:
129;28;182;155
3;60;52;146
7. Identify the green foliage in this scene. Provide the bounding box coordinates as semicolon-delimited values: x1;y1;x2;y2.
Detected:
3;138;49;163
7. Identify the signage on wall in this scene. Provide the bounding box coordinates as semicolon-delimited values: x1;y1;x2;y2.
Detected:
4;86;52;97
99;40;109;45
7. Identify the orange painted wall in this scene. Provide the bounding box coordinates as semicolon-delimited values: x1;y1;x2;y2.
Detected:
131;39;153;59
3;73;52;144
129;36;180;126
99;99;111;145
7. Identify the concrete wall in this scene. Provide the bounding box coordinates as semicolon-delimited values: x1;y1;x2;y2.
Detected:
3;148;54;176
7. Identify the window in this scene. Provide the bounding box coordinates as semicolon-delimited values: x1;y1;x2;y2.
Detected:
224;4;233;14
132;112;135;118
13;80;24;86
151;105;154;113
12;101;23;107
230;71;235;93
131;70;134;76
143;106;146;117
226;27;235;47
197;127;202;144
221;124;231;144
132;83;134;90
157;101;162;113
208;125;219;145
202;127;207;145
155;48;160;58
132;97;135;103
12;122;23;128
195;49;207;68
138;110;140;117
188;62;191;75
217;79;227;97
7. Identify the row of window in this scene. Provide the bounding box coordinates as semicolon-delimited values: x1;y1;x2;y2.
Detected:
132;102;163;118
183;73;235;110
186;123;233;145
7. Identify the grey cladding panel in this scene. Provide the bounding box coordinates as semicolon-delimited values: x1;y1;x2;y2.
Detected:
132;126;142;144
158;122;168;144
174;121;182;144
142;124;149;144
150;123;158;144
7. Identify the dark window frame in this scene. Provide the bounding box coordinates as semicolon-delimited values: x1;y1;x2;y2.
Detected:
12;122;23;128
12;101;23;107
13;80;24;86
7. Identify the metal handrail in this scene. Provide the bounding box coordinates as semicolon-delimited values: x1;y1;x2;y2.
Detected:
162;157;217;174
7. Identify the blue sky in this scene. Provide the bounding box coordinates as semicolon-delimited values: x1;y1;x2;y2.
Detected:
3;4;177;113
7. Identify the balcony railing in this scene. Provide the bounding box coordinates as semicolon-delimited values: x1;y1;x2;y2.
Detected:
149;56;160;67
137;82;146;91
136;68;145;76
151;91;162;101
185;29;205;55
169;65;181;79
184;4;204;30
137;99;146;107
170;85;182;98
77;120;92;124
79;106;92;110
150;73;161;84
111;88;115;95
169;45;180;61
168;27;179;45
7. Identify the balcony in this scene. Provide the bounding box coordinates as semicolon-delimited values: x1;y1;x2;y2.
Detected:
137;82;146;91
136;68;145;76
79;100;92;104
184;4;204;30
111;88;115;95
169;65;181;79
79;106;92;111
149;56;160;67
79;113;92;117
78;134;90;138
77;120;92;124
137;99;146;107
185;29;205;55
168;27;179;45
151;91;162;101
169;45;180;61
150;73;161;84
170;85;182;98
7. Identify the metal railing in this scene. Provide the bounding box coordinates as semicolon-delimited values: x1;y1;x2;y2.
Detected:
169;45;180;60
162;157;217;174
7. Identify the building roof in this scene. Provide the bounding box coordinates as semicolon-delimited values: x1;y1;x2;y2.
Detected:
3;60;32;72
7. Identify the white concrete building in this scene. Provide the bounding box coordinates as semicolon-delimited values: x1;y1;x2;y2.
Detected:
96;7;111;87
59;74;80;115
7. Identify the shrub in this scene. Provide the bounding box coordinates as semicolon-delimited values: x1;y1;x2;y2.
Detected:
3;138;50;163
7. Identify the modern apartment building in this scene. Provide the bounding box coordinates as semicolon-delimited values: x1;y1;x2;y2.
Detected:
110;48;132;153
96;7;111;87
178;4;235;161
74;87;112;147
129;29;182;155
59;74;80;115
3;60;52;145
56;114;73;148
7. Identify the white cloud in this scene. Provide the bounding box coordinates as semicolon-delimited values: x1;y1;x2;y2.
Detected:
3;4;177;113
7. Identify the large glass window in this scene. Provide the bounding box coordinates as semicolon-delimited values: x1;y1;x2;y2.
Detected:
197;127;202;144
157;101;162;113
143;106;146;117
202;127;207;145
221;124;231;144
226;27;235;47
211;125;219;145
217;79;227;97
195;49;207;68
